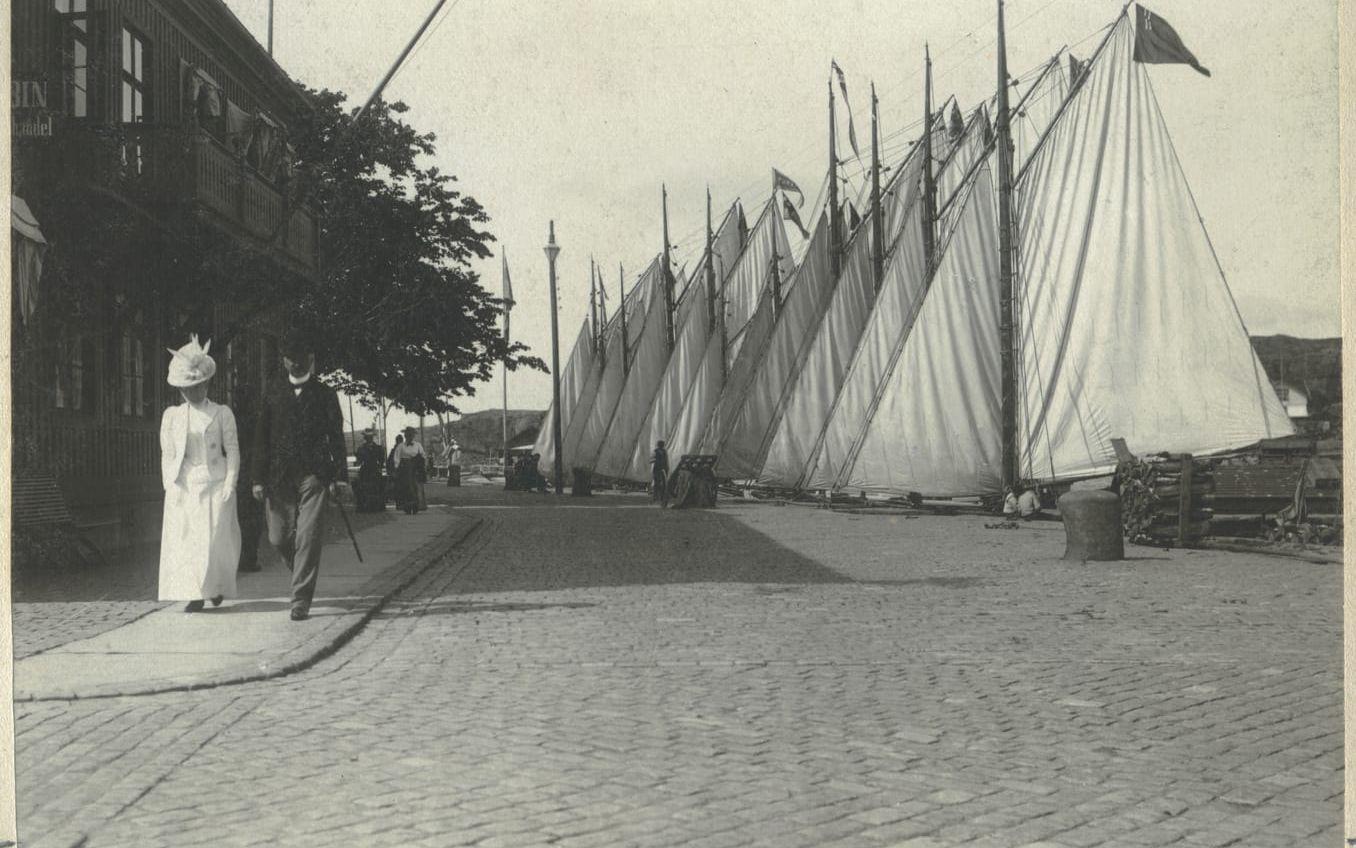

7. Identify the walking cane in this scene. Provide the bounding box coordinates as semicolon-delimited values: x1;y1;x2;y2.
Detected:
332;487;364;563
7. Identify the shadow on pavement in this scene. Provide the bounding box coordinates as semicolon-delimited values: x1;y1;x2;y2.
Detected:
438;487;854;593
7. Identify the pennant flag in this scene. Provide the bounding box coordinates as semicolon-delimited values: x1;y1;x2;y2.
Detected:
831;60;862;158
1133;5;1210;77
1067;53;1087;85
501;254;513;343
772;168;805;207
783;197;810;240
948;102;964;141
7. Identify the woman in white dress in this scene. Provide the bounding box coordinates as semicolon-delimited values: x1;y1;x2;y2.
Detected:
158;336;242;612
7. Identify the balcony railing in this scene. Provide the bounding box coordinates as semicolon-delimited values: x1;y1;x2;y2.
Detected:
189;131;318;271
42;123;319;275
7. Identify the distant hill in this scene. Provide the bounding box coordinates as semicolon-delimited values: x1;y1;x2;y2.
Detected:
445;409;545;457
1252;335;1341;418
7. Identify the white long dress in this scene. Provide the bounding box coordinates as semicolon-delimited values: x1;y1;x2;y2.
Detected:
158;402;241;600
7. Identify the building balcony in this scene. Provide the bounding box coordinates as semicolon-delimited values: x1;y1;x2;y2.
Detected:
30;122;320;277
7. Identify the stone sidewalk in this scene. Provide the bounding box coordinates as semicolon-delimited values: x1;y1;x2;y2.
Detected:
14;504;475;701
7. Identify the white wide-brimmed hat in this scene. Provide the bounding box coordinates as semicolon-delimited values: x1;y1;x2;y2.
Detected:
166;335;217;388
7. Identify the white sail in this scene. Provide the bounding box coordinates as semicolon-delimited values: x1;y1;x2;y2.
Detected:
803;119;991;490
712;209;834;480
592;267;689;477
841;164;1003;495
757;221;876;487
618;205;747;482
723;203;795;364
564;259;662;474
696;261;781;458
756;140;930;488
657;203;796;467
533;314;597;474
1016;19;1291;481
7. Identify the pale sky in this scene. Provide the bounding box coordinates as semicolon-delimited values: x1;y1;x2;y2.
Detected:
223;0;1339;428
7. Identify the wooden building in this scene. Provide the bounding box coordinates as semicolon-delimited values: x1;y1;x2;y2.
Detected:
11;0;320;555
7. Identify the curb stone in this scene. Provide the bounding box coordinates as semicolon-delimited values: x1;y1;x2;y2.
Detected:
17;516;482;702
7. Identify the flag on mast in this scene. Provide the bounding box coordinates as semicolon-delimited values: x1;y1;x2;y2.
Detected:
772;168;804;207
830;60;861;158
1133;5;1211;76
783;197;810;240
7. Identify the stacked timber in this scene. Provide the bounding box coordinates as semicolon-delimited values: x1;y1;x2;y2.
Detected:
1116;454;1214;547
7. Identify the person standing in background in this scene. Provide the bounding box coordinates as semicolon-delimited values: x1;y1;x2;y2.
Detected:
391;426;427;514
354;429;386;512
651;441;670;508
386;433;405;510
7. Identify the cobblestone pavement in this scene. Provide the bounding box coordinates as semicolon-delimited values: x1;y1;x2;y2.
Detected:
12;494;1342;848
11;602;166;660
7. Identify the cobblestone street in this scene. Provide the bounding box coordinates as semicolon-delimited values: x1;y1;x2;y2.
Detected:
12;489;1342;847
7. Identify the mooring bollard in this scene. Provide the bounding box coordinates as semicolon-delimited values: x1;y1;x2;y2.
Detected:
1057;489;1124;562
571;467;593;497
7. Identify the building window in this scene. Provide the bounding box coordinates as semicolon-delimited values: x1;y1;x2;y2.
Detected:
55;0;90;118
121;27;149;174
219;340;236;402
120;318;147;417
53;336;85;410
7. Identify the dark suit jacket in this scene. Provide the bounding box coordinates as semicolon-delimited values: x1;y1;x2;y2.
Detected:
251;375;348;490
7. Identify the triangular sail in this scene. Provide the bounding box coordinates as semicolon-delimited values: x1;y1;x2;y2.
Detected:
841;164;1003;495
757;143;928;488
618;205;746;482
533;314;597;474
712;209;834;480
564;259;662;473
804;120;990;490
653;203;796;469
1016;19;1290;481
592;267;690;477
722;203;795;364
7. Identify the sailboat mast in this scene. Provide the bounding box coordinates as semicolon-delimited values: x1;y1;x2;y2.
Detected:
589;256;599;352
597;263;608;351
706;188;717;326
618;263;629;372
662;185;676;351
769;250;783;322
827;77;842;279
870;83;884;290
921;45;939;272
995;0;1020;491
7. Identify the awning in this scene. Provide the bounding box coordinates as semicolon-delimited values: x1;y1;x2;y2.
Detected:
12;194;48;324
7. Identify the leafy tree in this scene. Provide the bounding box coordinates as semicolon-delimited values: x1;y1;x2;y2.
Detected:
287;89;544;416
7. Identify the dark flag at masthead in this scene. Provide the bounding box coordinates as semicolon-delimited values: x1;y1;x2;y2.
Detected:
1133;5;1211;77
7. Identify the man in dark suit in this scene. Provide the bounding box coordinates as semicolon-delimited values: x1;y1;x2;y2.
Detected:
251;330;348;621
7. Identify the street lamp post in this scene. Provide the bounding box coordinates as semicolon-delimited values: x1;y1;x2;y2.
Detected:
544;221;564;495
